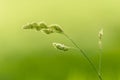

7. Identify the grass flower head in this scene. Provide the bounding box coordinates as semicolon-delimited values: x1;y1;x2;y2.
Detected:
52;42;69;51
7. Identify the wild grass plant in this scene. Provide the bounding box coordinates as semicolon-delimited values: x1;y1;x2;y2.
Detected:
23;21;103;80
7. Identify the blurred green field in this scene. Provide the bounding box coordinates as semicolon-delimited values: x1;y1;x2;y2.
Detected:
0;0;120;80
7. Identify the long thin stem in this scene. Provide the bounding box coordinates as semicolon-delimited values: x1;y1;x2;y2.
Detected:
99;47;102;76
63;33;102;80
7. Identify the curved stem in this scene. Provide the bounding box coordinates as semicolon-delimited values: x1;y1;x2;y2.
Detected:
63;33;102;80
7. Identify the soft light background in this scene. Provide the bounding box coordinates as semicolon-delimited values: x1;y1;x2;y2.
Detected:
0;0;120;80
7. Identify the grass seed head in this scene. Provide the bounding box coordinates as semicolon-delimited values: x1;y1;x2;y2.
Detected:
49;24;64;33
98;28;103;49
35;22;48;31
41;28;54;34
52;42;69;51
98;28;103;40
23;21;48;31
38;22;48;29
23;23;34;29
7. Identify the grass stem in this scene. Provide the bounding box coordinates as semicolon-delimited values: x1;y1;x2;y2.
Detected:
99;48;103;77
63;33;102;80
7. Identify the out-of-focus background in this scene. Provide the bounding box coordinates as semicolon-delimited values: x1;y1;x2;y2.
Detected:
0;0;120;80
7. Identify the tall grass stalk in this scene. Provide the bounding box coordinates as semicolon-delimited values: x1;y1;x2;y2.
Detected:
99;48;102;77
23;22;103;80
63;33;102;80
98;28;103;78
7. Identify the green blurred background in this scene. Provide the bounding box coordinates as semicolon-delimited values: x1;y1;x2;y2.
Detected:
0;0;120;80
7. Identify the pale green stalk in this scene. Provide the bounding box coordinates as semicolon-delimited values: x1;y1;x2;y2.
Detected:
98;28;103;78
99;49;102;76
63;33;102;80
